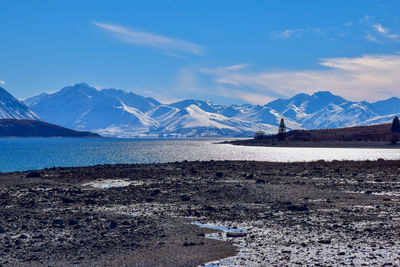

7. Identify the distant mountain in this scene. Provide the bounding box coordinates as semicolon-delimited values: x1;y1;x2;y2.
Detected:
23;83;400;137
25;83;160;136
370;97;400;116
266;91;400;129
0;119;100;137
0;87;39;120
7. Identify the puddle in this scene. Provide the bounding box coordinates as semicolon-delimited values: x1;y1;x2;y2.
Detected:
82;179;143;189
192;222;247;233
195;222;248;267
201;262;227;267
193;222;248;242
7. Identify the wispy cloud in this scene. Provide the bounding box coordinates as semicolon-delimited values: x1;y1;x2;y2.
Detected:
372;23;399;40
271;27;335;39
361;16;400;43
92;21;204;55
0;80;5;85
365;33;380;43
200;54;400;102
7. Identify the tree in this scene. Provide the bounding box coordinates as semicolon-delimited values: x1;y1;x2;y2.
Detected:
391;116;400;144
254;130;266;140
278;118;286;141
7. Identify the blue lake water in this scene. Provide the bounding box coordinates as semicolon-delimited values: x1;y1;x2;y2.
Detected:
1;138;400;172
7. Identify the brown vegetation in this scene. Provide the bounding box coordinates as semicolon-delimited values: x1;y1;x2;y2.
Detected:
258;124;392;142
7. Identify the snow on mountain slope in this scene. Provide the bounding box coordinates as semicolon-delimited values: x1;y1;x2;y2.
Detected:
24;83;160;136
355;113;400;126
232;105;301;129
153;104;276;137
23;83;400;137
266;91;348;122
0;87;39;120
148;105;180;123
301;101;380;129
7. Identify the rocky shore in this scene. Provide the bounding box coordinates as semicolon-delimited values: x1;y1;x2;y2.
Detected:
1;160;400;266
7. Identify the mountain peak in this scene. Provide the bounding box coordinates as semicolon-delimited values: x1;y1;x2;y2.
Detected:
73;82;91;88
312;91;335;97
0;87;40;120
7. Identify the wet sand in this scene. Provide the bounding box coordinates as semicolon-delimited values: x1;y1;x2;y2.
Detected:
1;160;400;266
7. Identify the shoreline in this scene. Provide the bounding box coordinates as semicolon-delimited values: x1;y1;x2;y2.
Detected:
2;159;400;266
223;139;400;149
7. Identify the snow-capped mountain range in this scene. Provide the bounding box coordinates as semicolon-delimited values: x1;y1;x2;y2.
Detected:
2;83;400;137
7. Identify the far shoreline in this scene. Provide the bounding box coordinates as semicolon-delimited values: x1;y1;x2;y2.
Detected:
222;139;400;149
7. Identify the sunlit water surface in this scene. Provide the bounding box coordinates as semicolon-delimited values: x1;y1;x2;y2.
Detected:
1;138;400;172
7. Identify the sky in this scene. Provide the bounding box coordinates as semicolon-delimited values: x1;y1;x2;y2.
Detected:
1;0;400;105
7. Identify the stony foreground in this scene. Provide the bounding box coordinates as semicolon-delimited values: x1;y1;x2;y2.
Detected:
1;160;400;266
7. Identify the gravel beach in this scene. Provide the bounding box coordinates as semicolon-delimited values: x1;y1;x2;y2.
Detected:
1;160;400;266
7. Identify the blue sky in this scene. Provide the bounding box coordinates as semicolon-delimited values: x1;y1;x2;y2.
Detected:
1;0;400;104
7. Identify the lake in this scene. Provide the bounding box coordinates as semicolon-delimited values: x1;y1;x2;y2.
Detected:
1;138;400;172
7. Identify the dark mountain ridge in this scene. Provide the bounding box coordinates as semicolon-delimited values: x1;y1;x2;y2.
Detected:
0;119;100;137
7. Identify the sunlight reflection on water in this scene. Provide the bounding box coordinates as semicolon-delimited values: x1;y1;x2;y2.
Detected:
1;138;400;172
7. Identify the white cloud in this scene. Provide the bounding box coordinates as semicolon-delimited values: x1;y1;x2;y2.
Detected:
92;21;204;55
0;80;5;85
200;54;400;102
373;24;388;34
271;28;304;39
225;63;249;70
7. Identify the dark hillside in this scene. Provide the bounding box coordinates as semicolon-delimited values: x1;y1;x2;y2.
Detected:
284;124;391;142
226;123;397;148
0;119;100;137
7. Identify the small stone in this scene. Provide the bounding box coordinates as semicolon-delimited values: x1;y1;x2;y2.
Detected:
287;204;308;212
180;195;191;201
151;189;161;196
204;205;217;212
215;172;224;178
246;174;254;179
19;234;28;239
183;242;197;246
61;197;76;204
68;219;79;226
52;219;64;227
25;171;41;178
227;232;247;238
109;221;118;229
